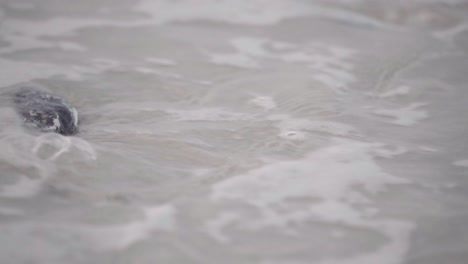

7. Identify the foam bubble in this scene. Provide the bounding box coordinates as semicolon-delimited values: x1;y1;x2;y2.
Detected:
278;130;307;141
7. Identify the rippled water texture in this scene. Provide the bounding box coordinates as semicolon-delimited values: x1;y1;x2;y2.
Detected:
1;0;468;263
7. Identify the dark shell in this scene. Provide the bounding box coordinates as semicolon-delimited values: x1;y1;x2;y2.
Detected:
13;87;78;135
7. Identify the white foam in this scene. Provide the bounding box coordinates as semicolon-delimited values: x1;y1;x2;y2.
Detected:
269;115;358;137
5;2;35;10
373;146;408;158
135;67;159;74
136;0;313;26
207;37;356;92
91;204;176;250
0;0;387;55
92;58;121;70
453;159;468;167
0;1;382;57
0;113;54;198
0;57;120;86
209;138;412;262
373;103;428;126
209;53;259;69
208;38;268;68
0;207;24;216
33;134;71;161
379;86;411;98
269;41;297;51
434;22;468;40
57;41;86;52
205;212;241;243
231;38;270;57
0;175;42;198
212;139;407;208
167;108;253;121
0;18;112;54
0;59;70;87
71;108;79;128
51;115;61;132
136;0;392;29
250;96;277;110
0;32;55;54
32;133;97;161
419;146;438;152
313;73;349;93
135;67;182;79
0;203;176;261
319;221;413;264
1;2;310;55
146;57;177;66
3;18;113;39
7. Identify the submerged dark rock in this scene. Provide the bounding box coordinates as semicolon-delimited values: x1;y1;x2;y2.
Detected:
13;87;78;135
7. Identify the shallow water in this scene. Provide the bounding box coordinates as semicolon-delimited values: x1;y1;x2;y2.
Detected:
1;0;468;263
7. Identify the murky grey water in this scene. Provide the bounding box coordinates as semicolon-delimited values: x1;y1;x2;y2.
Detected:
0;0;468;263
